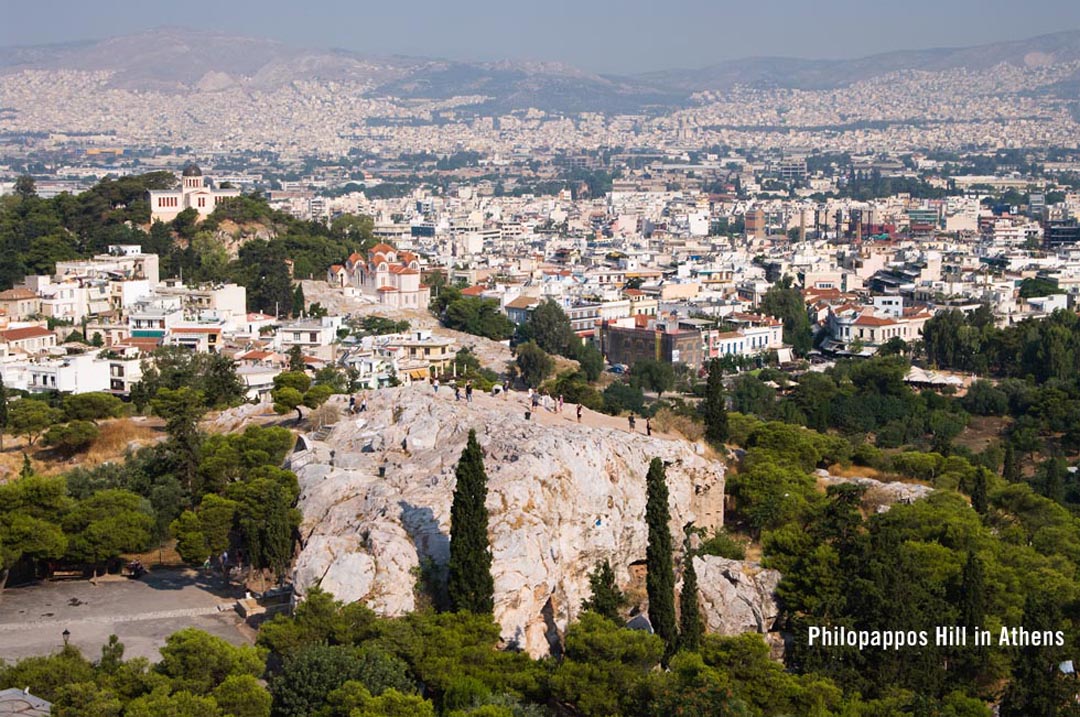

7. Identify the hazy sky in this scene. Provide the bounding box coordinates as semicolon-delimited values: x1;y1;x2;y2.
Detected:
3;0;1080;74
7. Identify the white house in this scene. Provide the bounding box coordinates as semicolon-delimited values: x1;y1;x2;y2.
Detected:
148;164;241;223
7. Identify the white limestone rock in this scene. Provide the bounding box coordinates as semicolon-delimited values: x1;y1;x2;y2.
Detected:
694;556;783;656
288;384;726;657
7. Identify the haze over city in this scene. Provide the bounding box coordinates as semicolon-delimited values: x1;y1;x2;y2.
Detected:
4;0;1080;73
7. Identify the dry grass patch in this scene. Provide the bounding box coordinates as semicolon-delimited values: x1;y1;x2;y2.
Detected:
85;417;163;464
650;408;705;442
825;463;888;480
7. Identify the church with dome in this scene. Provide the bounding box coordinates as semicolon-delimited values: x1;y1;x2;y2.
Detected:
147;164;241;223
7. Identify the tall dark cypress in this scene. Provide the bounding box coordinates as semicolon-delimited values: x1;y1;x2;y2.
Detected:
678;539;703;653
1003;441;1021;483
971;468;988;516
645;457;677;657
702;359;728;446
0;373;7;451
447;429;495;614
1001;592;1067;717
955;550;988;681
959;551;986;630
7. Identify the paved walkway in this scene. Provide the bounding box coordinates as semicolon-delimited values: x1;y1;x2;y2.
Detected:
0;568;251;662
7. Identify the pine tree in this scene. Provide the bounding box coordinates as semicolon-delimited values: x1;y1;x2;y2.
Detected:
20;453;33;479
1003;441;1020;483
677;538;703;653
581;559;626;623
447;430;495;614
645;457;677;658
971;468;988;515
701;358;728;446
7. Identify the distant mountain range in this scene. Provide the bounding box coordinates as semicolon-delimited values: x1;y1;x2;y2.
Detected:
2;26;1079;113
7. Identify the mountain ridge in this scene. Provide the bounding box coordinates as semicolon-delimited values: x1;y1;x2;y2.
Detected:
2;26;1079;112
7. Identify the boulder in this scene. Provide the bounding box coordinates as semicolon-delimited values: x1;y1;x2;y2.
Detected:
289;384;726;657
694;556;783;656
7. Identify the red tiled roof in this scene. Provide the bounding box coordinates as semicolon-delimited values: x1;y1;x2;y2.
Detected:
0;326;52;341
0;288;38;300
377;285;399;292
460;285;486;296
370;243;395;255
505;296;540;309
122;337;162;352
853;315;896;327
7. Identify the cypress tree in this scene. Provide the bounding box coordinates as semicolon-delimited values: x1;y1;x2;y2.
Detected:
1001;592;1066;717
581;559;626;623
447;429;495;614
955;550;988;681
1039;457;1066;504
645;457;677;657
702;358;728;446
959;551;986;630
288;345;305;372
1003;441;1020;483
971;468;988;515
677;538;703;653
292;284;305;317
0;373;7;450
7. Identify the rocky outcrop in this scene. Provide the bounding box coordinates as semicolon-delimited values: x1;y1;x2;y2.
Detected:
694;556;782;655
288;384;725;657
815;469;933;512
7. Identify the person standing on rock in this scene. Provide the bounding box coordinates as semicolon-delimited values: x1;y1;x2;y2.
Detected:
434;378;440;393
646;417;652;436
557;394;564;413
454;384;461;401
576;403;583;423
359;393;368;413
503;379;510;397
466;381;474;403
628;414;636;432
